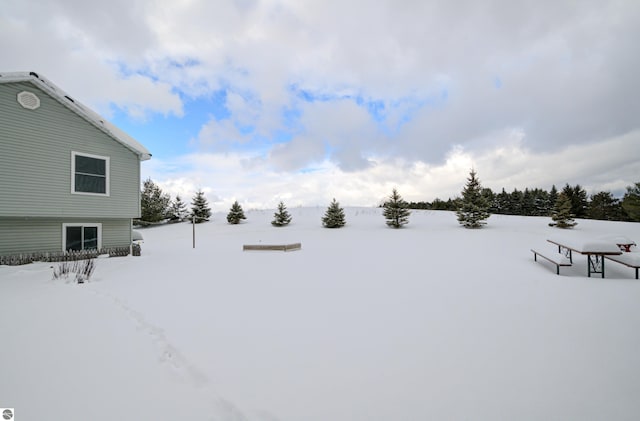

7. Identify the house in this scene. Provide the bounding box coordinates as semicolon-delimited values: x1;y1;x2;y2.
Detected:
0;71;151;259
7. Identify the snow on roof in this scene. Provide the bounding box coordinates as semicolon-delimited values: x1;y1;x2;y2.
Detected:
0;71;151;161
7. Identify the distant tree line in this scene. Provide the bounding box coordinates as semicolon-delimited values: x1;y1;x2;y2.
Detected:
408;182;639;222
137;176;640;229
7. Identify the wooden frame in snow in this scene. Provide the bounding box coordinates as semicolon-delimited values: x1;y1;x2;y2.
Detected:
243;243;301;252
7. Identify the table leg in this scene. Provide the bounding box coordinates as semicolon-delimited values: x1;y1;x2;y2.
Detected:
587;255;605;278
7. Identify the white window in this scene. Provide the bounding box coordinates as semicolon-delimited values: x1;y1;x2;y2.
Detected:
72;151;110;195
62;223;102;251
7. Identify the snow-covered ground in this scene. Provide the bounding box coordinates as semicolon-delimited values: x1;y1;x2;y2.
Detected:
2;208;640;421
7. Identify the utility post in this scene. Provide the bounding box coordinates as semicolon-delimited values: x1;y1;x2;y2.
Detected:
192;215;196;248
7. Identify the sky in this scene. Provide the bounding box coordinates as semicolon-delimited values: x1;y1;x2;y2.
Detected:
2;0;639;209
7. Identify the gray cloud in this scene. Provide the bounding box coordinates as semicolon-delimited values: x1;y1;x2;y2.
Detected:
3;0;639;203
269;136;326;172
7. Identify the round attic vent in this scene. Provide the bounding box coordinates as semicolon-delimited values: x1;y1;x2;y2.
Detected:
17;91;41;110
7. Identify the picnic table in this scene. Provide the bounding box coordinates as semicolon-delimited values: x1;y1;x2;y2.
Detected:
547;238;622;278
597;235;637;252
618;243;636;252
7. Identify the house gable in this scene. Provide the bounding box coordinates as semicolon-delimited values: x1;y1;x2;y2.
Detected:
0;77;146;219
0;72;151;160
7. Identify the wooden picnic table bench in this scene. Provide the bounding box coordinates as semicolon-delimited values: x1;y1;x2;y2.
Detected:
604;254;640;279
531;248;572;275
547;238;622;278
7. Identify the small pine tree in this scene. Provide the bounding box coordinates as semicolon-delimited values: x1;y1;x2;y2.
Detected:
550;192;577;228
383;188;410;228
456;169;491;228
168;195;189;222
191;190;211;223
322;198;346;228
140;178;170;223
227;201;247;224
271;201;292;227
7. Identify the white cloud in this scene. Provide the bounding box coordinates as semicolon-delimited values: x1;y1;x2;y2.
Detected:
144;129;640;209
1;0;183;119
3;0;640;206
472;129;640;197
197;119;246;148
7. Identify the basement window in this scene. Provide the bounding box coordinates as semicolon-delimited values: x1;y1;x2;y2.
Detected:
63;223;102;251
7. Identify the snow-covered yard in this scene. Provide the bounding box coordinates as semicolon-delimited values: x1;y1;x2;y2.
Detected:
2;208;640;421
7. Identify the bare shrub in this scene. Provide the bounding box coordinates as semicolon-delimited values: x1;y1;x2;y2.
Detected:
52;259;96;284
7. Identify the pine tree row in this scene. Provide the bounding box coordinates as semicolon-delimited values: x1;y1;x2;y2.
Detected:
137;176;640;230
408;182;638;222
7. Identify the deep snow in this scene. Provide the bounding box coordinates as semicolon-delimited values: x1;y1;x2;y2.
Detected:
1;208;640;421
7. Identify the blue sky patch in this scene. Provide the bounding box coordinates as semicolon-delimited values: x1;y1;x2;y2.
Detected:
111;92;229;157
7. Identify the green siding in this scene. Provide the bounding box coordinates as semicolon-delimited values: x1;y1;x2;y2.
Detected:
0;81;142;219
0;218;61;254
101;219;133;248
0;218;132;255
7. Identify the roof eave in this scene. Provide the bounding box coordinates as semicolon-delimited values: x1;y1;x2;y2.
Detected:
0;71;152;161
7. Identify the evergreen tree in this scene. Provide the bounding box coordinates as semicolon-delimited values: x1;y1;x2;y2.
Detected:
495;188;510;214
383;188;411;228
167;195;188;222
622;182;640;221
550;192;577;228
533;188;551;216
430;198;451;210
226;201;247;224
322;198;346;228
521;188;535;216
140;178;170;223
481;188;497;213
548;185;559;212
190;190;211;223
271;201;292;226
562;184;588;219
574;185;588;218
509;188;523;215
456;169;491;228
588;191;620;221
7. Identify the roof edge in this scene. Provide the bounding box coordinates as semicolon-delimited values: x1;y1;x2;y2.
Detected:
0;71;152;161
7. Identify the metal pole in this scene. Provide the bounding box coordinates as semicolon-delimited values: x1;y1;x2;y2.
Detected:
192;216;195;248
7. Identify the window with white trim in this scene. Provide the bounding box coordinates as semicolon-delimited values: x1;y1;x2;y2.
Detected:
63;223;102;251
72;152;109;195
